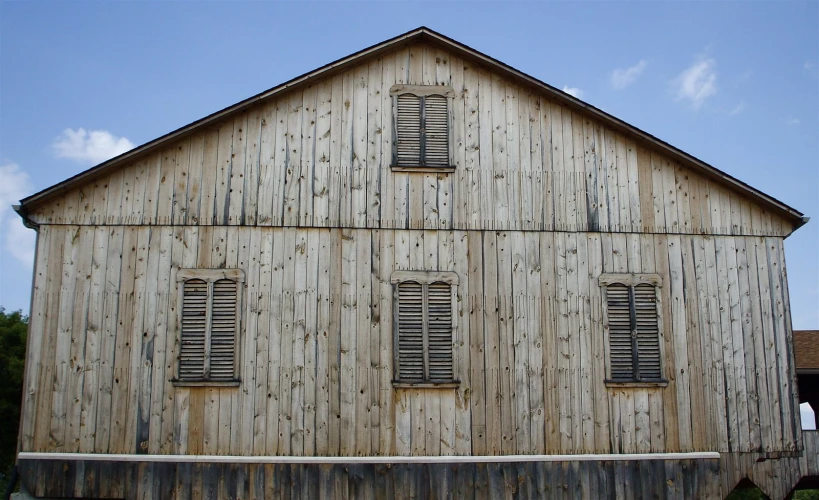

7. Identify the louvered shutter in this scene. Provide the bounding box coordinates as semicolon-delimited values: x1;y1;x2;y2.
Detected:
633;284;661;379
396;94;422;167
180;279;208;380
426;282;453;382
606;284;634;380
397;281;425;382
423;95;449;167
209;279;238;380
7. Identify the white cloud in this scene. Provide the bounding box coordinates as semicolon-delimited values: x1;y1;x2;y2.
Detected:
729;101;746;116
805;61;815;71
562;86;584;99
0;163;36;267
53;128;134;165
786;117;801;126
611;60;647;90
5;218;35;265
674;57;717;108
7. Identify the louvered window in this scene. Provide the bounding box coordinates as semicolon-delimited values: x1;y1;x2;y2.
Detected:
176;269;244;384
391;271;459;385
599;274;665;384
390;85;455;172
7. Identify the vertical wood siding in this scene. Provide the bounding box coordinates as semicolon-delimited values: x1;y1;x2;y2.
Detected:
26;44;794;237
20;226;801;458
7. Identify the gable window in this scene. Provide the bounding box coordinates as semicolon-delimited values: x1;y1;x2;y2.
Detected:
390;85;456;172
174;269;244;386
599;274;666;386
391;271;459;387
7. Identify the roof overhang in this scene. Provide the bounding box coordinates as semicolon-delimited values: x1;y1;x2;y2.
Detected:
18;27;807;233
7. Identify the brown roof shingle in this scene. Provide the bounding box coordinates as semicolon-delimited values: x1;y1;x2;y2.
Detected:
794;330;819;370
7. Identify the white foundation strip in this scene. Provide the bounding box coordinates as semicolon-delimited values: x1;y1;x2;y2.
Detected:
18;451;720;464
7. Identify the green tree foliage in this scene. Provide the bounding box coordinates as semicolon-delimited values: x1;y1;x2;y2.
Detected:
0;308;27;483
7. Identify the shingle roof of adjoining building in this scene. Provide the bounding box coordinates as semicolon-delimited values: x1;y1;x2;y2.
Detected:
794;330;819;371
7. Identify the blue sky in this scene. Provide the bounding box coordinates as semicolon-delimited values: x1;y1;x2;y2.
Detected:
1;1;817;328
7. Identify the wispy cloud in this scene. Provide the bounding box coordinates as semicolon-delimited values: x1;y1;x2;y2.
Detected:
562;86;584;99
53;128;134;165
611;60;647;90
805;61;816;71
674;57;717;108
729;101;746;116
0;163;36;266
785;117;801;126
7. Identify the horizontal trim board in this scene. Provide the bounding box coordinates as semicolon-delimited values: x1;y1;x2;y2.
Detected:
18;451;720;464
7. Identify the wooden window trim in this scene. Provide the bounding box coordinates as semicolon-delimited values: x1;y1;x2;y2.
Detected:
172;268;245;387
390;85;455;172
391;270;459;387
600;273;667;387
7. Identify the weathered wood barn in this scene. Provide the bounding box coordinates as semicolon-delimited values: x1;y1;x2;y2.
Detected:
13;27;815;499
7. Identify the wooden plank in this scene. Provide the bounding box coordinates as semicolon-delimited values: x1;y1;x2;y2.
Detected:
539;232;558;453
278;228;296;455
725;236;751;451
304;230;320;456
65;228;95;453
284;93;303;226
326;229;342;456
495;230;515;454
482;231;501;454
561;109;577;231
576;233;594;453
650;152;665;234
291;231;308;456
300;86;318;226
467;230;487;455
653;233;680;452
21;228;49;452
148;228;174;453
365;58;383;228
636;146;654;231
691;235;716;450
367;229;383;455
314;82;332;227
339;228;357;456
767;237;797;450
526;232;545;454
744;236;773;451
478;69;494;227
735;237;762;451
252;230;273;455
702;235;729;452
714;235;740;452
572;112;587;231
505;83;521;229
376;230;394;455
78;226;108;453
462;62;479;229
256;102;277;225
680;236;707;451
184;135;204;225
227;113;248;225
586;233;609;453
528;95;544;231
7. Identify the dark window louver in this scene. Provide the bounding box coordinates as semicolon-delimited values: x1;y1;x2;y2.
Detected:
606;283;661;381
396;280;454;383
179;276;239;381
395;94;450;168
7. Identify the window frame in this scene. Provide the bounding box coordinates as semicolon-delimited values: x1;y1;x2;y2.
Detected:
390;85;456;173
172;268;245;387
390;270;460;388
599;273;668;387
